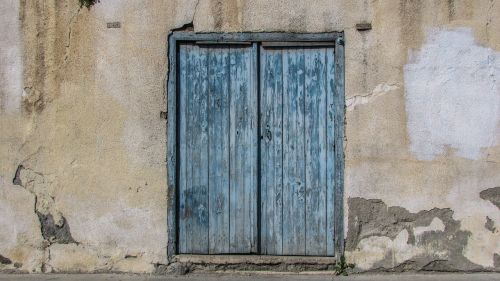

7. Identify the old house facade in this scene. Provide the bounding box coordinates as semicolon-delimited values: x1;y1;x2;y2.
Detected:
0;0;499;274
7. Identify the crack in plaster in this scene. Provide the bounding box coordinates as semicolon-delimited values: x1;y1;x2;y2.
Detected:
63;6;82;65
346;83;399;110
486;0;494;41
192;0;200;27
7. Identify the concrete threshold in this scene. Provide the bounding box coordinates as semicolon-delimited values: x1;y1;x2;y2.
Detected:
175;254;336;265
171;255;337;273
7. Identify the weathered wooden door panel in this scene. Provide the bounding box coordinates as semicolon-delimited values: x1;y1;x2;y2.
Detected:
260;48;284;255
260;47;336;256
179;44;210;254
178;43;258;254
207;46;230;254
228;45;259;253
178;42;338;256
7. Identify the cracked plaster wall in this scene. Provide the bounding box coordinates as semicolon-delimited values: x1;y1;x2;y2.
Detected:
0;0;499;274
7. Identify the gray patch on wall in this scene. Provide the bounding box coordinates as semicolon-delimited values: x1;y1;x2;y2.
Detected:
347;197;482;272
485;217;496;233
37;212;77;244
480;187;500;209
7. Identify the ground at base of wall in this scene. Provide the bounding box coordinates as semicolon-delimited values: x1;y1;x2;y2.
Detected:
0;273;500;281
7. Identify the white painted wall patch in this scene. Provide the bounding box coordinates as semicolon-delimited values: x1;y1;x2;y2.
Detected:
405;28;500;160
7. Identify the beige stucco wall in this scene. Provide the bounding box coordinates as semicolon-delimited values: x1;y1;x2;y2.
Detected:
0;0;499;273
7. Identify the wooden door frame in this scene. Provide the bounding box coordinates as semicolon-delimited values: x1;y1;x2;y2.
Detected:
166;32;345;262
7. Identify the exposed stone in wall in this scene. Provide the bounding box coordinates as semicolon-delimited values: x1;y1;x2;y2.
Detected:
346;197;483;272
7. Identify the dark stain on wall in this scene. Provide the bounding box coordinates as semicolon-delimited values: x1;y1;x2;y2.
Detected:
347;197;482;272
485;216;496;233
448;0;456;21
480;187;500;209
209;0;241;31
399;0;423;50
12;165;24;186
37;212;77;244
210;0;224;30
0;255;12;265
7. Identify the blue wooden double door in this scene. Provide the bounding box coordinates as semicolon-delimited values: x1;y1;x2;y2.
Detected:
178;43;338;256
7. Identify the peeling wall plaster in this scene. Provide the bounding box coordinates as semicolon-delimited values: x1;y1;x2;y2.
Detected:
0;0;23;113
405;28;500;161
447;181;500;268
346;197;481;272
346;83;399;110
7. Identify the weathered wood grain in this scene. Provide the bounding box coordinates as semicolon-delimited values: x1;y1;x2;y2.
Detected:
180;45;209;253
334;38;345;257
304;48;328;256
229;46;258;253
282;48;307;256
326;48;336;256
208;47;230;254
260;48;284;255
174;38;343;257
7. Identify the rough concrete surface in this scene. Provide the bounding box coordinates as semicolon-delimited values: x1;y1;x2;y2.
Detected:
0;273;500;281
0;0;499;275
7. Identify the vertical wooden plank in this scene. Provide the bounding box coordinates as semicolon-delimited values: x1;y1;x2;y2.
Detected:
229;46;258;253
304;48;328;256
208;47;231;254
166;36;178;260
178;44;189;254
190;45;210;253
179;44;210;254
326;47;336;256
251;43;259;253
260;47;284;255
334;38;345;257
282;48;307;255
